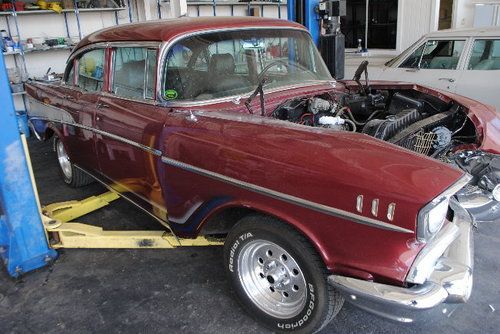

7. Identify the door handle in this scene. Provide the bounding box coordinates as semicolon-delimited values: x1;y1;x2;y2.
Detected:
64;95;76;101
96;102;110;109
96;115;102;121
438;78;455;83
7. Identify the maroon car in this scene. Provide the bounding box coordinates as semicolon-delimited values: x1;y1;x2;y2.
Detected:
26;17;500;333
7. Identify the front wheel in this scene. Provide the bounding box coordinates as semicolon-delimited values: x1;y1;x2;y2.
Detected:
224;215;344;333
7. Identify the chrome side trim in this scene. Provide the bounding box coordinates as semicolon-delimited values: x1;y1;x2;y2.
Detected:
160;155;413;234
30;115;162;157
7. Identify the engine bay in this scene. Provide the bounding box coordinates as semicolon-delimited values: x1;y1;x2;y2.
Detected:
271;88;478;160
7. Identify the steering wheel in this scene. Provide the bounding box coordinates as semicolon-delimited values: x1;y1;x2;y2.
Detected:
256;59;290;83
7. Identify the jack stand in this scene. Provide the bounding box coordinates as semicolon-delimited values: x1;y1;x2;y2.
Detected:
42;191;224;249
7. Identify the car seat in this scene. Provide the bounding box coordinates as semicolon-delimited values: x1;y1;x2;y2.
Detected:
208;53;249;94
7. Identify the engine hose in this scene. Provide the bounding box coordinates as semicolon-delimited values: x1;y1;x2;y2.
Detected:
346;109;383;126
344;119;357;132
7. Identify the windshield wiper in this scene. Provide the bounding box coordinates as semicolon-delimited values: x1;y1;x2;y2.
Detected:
245;77;268;116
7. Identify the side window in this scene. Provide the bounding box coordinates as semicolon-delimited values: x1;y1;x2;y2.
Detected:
112;47;157;100
467;39;500;70
65;61;75;85
399;40;465;70
77;49;105;92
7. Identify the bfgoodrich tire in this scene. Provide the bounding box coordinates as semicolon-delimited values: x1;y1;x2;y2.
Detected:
224;215;344;333
54;136;93;187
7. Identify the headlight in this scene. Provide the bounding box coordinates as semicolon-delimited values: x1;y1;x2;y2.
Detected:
417;175;472;242
493;184;500;201
417;197;450;241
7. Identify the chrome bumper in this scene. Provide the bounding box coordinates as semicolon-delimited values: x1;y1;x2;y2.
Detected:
328;201;473;323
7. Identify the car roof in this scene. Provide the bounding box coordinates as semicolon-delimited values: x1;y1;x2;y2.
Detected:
75;17;306;51
424;26;500;38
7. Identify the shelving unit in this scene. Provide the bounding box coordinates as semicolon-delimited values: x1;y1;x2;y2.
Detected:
161;0;285;18
1;3;126;114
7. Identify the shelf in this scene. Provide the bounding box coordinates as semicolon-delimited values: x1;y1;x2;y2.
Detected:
3;50;22;55
0;7;125;16
162;1;286;5
24;45;74;53
3;45;74;56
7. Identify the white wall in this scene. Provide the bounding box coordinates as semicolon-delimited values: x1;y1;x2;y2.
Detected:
453;0;500;28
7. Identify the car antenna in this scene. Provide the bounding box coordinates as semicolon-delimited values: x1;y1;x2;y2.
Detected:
245;77;268;116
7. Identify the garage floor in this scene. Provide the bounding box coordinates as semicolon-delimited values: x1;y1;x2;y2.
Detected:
0;138;498;333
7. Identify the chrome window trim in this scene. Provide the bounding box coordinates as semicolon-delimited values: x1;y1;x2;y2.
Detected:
396;37;468;70
109;46;159;103
69;41;162;64
155;27;334;106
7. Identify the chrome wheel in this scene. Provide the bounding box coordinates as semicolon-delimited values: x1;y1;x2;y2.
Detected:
56;140;72;180
237;239;307;319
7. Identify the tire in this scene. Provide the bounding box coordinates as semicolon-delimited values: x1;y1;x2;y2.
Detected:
54;136;93;187
224;215;344;333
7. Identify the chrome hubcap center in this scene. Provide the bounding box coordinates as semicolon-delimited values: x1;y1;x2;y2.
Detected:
56;140;72;180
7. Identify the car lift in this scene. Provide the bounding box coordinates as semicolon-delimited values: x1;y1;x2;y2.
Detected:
42;190;223;249
0;52;221;278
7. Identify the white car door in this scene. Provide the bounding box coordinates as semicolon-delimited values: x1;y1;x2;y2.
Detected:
454;38;500;113
378;38;468;93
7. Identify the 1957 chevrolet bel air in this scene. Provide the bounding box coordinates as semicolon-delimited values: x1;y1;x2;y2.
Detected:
26;17;500;333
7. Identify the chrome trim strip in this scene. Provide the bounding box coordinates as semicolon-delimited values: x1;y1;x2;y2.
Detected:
160;155;413;234
30;115;162;157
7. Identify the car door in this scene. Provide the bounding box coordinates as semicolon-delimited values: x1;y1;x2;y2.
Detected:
56;48;106;171
94;45;169;221
379;38;468;93
454;38;500;112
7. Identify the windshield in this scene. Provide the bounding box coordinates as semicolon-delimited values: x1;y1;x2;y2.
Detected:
163;29;332;101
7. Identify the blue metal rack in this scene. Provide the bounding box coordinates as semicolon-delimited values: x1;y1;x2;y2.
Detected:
0;51;57;278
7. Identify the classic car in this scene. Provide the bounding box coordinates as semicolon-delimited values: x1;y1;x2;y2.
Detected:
346;27;500;113
26;17;500;333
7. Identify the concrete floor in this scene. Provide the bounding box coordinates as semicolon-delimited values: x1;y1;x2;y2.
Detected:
0;138;499;333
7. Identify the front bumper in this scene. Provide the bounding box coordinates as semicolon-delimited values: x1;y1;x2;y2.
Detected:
328;200;473;323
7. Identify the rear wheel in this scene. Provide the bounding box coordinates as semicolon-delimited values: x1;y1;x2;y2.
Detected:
224;215;343;333
55;137;93;187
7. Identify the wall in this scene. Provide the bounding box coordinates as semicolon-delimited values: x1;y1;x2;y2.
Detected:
453;0;500;28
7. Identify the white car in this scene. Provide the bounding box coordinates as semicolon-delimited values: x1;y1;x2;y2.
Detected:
360;27;500;112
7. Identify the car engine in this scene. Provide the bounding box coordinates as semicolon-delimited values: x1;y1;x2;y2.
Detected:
271;89;476;160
